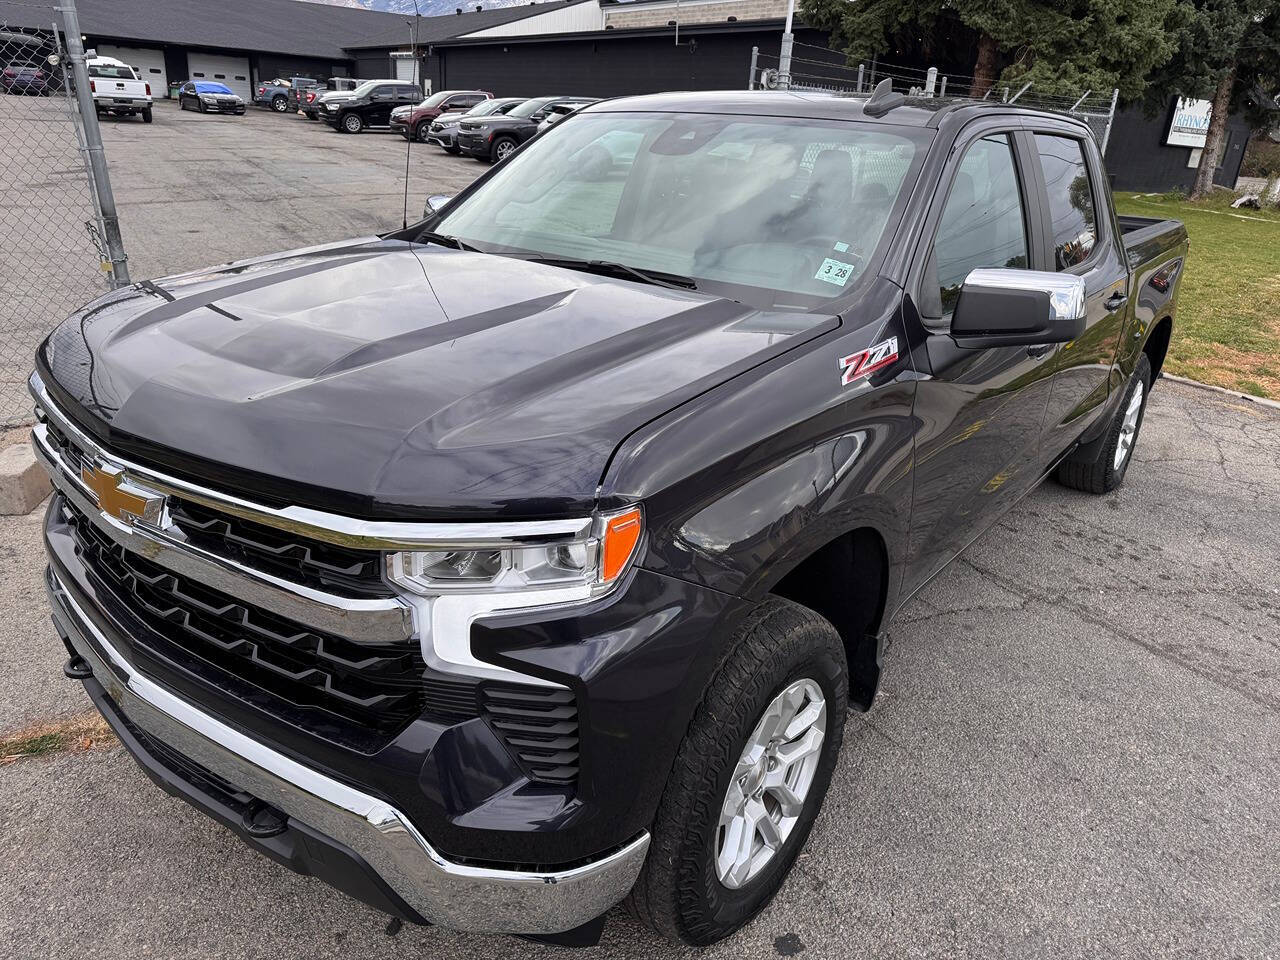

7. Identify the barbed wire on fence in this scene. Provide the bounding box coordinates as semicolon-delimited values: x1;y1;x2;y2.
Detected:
1;7;114;426
750;43;1118;149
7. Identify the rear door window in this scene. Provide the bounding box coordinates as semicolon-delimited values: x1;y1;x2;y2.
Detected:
1034;134;1098;270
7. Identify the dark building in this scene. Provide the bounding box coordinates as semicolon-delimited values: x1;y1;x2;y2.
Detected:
1106;103;1252;192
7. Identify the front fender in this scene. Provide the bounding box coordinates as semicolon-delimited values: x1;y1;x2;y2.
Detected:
601;279;915;608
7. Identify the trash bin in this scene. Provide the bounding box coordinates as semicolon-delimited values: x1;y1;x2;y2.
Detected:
167;81;180;100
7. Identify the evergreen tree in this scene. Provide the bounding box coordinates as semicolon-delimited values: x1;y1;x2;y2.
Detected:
802;0;1184;100
1144;0;1280;198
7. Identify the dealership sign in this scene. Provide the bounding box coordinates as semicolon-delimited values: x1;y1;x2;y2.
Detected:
1167;97;1212;148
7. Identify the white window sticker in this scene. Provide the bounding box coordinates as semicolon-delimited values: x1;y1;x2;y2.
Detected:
815;258;855;286
833;241;849;252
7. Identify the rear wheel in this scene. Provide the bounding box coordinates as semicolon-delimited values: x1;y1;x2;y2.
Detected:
271;95;287;112
627;597;848;946
341;112;363;134
491;135;517;162
142;107;153;124
1056;353;1152;494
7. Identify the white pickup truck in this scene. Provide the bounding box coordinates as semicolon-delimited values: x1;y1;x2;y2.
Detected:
87;55;152;123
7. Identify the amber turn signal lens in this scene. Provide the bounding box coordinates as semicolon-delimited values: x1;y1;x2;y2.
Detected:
601;508;643;583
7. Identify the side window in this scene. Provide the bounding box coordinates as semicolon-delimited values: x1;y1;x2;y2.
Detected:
934;134;1029;314
1034;134;1097;270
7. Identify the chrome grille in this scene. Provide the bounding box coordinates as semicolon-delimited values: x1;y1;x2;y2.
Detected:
62;496;427;735
43;416;392;598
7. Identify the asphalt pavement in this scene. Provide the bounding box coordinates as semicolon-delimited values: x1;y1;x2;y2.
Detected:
1;99;1277;959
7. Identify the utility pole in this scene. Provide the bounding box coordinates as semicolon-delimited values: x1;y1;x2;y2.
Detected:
56;0;130;286
777;0;795;90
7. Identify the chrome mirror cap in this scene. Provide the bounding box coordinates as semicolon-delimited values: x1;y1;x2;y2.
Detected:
963;268;1087;323
423;194;454;218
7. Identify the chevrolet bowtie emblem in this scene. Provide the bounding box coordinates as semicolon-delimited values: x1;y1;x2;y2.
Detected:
81;462;165;527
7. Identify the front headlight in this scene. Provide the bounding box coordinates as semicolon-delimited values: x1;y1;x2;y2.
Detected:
387;507;644;685
386;506;642;598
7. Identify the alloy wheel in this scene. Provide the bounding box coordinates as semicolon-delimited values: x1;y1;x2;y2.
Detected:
715;678;826;889
1114;380;1144;471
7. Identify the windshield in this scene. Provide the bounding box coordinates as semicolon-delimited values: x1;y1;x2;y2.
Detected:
89;64;138;80
195;82;233;95
469;98;516;117
507;97;555;119
434;111;928;309
418;91;453;109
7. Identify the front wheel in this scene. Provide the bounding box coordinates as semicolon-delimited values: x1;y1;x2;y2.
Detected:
444;143;460;155
415;122;431;143
341;112;363;134
628;597;848;946
490;135;517;162
1057;353;1152;494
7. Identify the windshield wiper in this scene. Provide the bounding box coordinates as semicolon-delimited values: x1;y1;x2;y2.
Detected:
524;257;697;290
417;231;480;253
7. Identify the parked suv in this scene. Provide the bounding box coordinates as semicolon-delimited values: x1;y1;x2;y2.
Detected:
456;95;593;161
32;90;1186;948
320;79;422;133
390;88;491;141
302;76;360;119
426;96;524;152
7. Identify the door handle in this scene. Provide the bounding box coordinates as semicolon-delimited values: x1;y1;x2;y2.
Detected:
1105;291;1128;311
1026;343;1054;360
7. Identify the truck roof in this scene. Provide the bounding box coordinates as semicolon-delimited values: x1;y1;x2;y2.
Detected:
582;90;1093;134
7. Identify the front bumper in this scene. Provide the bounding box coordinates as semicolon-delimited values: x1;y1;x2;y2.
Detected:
47;564;649;935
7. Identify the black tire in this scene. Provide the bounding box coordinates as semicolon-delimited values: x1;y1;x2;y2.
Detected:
340;112;363;134
197;101;206;114
490;135;517;163
627;597;848;946
271;95;288;113
1056;353;1152;494
444;144;460;155
415;122;431;143
142;107;153;124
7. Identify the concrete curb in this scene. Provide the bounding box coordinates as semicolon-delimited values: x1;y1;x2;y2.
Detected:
0;442;50;515
1161;373;1280;412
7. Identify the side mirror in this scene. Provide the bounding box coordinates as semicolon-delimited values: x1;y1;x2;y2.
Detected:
951;269;1086;348
423;194;454;218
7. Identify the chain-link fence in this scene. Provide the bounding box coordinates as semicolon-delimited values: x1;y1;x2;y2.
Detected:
1;1;117;426
749;41;1119;150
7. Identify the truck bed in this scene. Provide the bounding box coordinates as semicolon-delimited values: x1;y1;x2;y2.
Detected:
1117;214;1187;270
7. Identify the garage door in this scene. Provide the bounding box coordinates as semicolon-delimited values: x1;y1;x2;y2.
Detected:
393;54;421;90
95;44;166;97
187;52;251;101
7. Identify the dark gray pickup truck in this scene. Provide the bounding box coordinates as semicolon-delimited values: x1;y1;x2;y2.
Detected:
32;87;1186;946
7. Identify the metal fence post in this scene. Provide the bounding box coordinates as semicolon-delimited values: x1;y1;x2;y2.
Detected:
748;45;758;90
1100;88;1120;157
56;0;130;287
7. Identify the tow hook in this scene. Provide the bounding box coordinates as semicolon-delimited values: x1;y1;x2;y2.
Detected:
63;655;93;680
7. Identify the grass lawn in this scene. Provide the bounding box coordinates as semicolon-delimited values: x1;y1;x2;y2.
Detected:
1114;191;1280;399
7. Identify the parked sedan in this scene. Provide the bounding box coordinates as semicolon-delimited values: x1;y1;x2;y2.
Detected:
2;62;50;95
455;95;594;162
426;96;524;152
177;81;246;115
389;89;491;142
536;98;599;133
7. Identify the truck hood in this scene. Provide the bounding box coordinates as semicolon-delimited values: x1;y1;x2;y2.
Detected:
39;238;835;519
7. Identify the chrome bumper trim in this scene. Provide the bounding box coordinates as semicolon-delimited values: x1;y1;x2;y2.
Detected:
33;430;414;646
48;567;649;935
29;371;592;551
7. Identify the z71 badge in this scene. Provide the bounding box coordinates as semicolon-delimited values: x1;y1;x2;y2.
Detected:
838;336;899;386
